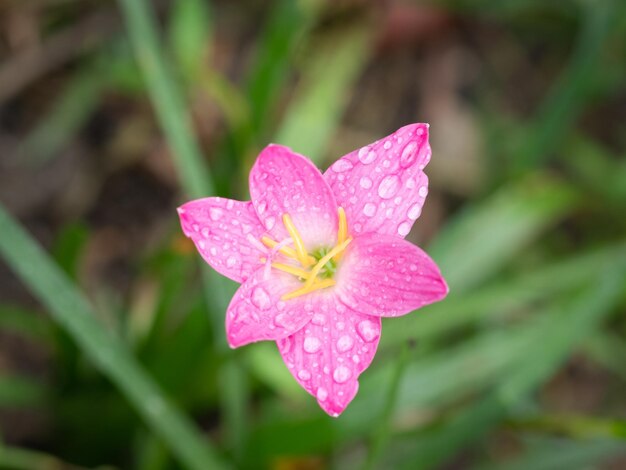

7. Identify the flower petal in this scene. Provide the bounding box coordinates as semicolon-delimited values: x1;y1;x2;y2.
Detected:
324;123;431;238
178;197;267;283
336;233;448;317
249;144;338;249
226;266;319;348
277;293;381;417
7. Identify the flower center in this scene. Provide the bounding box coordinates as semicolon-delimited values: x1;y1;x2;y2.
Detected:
260;207;352;300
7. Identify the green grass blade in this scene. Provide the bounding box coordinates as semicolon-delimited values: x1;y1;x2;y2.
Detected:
429;176;577;292
117;0;212;199
274;25;371;165
0;205;229;470
512;0;615;171
397;267;625;470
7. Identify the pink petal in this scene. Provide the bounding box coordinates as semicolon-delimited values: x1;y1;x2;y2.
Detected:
249;144;338;249
336;233;448;317
324;123;431;238
226;266;318;348
277;293;381;417
178;197;266;283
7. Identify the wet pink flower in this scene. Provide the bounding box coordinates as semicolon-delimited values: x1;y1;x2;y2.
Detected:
178;124;448;416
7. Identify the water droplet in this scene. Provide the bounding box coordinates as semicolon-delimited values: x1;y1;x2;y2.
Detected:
357;320;380;343
274;314;288;327
297;370;311;381
265;216;276;230
317;387;328;401
400;141;418;167
398;222;411;236
363;203;376;217
311;313;326;325
209;207;223;221
408;203;422;220
304;336;322;354
418;186;428;197
336;321;345;331
352;354;361;363
332;159;353;172
336;335;354;352
383;140;392;150
378;175;400;199
209;246;217;256
358;147;377;164
333;365;352;384
359;176;373;189
251;287;271;310
409;264;418;271
226;256;237;267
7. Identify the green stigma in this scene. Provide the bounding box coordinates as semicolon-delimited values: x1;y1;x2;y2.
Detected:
311;247;338;279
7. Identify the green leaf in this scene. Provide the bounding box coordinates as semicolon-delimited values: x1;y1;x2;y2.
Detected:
168;0;212;80
429;176;577;292
274;25;371;165
0;205;230;470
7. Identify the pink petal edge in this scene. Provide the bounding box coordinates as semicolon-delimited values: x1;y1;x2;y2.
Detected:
277;293;381;417
226;266;324;348
178;197;266;283
250;144;339;250
336;232;448;317
324;123;431;239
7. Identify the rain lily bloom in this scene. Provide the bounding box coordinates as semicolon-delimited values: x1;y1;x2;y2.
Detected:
178;124;448;416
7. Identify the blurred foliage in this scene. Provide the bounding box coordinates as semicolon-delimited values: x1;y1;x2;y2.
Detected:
0;0;625;469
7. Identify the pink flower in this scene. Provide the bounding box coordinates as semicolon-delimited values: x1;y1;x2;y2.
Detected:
178;124;448;416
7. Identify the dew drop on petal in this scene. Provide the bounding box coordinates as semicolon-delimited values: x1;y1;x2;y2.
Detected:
297;370;311;381
383;140;392;150
400;141;418;168
265;216;276;230
359;176;373;189
363;203;377;217
209;207;223;221
251;287;271;310
408;203;422;220
336;335;354;352
358;148;377;164
209;246;218;256
419;186;428;197
398;222;411;236
352;354;361;364
378;175;401;199
226;256;237;268
332;159;353;172
311;313;326;325
357;320;380;343
303;336;322;354
333;365;352;384
317;387;328;401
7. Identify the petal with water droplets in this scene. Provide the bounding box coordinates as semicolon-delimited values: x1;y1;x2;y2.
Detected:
226;266;318;348
336;232;448;317
250;144;338;250
178;198;266;283
324;123;431;238
277;293;381;417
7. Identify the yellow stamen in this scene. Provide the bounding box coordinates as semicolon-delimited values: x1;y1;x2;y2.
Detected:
282;214;312;267
282;278;336;301
270;262;311;279
282;237;352;302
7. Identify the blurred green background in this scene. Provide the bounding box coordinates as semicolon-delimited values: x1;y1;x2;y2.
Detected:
1;0;625;469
